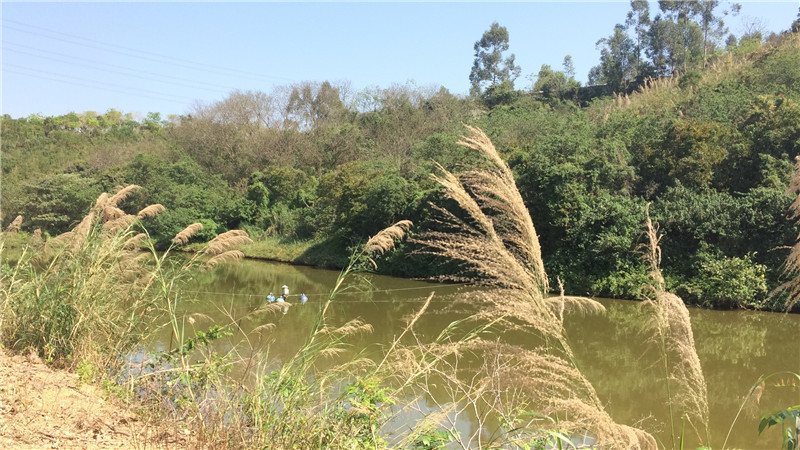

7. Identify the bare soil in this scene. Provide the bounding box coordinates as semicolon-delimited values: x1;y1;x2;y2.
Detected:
0;348;187;449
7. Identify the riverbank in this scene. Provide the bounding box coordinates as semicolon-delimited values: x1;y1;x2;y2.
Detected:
0;348;188;449
186;235;350;269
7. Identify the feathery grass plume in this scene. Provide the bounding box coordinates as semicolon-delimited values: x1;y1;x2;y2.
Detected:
412;125;655;448
93;192;109;211
123;233;148;250
69;211;97;250
107;184;141;207
137;204;165;219
173;222;203;245
205;229;253;256
6;215;23;233
102;214;136;235
639;205;709;444
103;205;126;222
365;220;413;255
769;156;800;311
205;249;244;269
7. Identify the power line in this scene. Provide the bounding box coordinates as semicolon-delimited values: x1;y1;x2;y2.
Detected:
4;63;195;102
3;67;193;105
3;41;238;93
4;47;230;96
3;19;294;83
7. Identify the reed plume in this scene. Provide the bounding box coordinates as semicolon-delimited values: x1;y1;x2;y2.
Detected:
173;223;203;245
107;184;141;207
103;206;126;222
412;125;655;448
206;250;245;269
365;220;413;255
770;156;800;311
204;229;253;256
6;215;22;233
137;204;165;219
640;205;709;444
103;215;137;235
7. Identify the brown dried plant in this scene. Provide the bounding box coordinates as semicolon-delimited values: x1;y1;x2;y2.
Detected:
770;156;800;311
365;220;413;255
639;205;709;444
6;215;23;233
173;223;204;245
204;230;253;256
107;184;141;207
206;250;245;269
411;125;655;448
137;204;165;219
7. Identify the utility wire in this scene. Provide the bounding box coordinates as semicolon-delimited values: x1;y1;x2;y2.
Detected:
3;41;238;93
4;47;230;96
3;67;193;105
4;63;195;102
3;20;294;83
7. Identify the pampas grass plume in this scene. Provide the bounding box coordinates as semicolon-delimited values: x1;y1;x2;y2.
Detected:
173;223;204;245
137;204;165;219
6;215;22;233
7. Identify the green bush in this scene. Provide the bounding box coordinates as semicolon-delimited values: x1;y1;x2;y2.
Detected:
686;252;768;308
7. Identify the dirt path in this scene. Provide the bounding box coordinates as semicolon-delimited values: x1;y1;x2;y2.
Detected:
0;349;185;449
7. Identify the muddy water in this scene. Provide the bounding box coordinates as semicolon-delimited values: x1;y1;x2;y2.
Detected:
148;258;800;449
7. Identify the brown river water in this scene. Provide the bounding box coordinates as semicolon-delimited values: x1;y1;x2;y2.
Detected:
146;258;800;449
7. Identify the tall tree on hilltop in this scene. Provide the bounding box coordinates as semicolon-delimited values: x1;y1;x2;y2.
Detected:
563;54;576;79
657;1;704;72
626;0;651;75
589;25;637;92
656;0;735;70
469;22;521;98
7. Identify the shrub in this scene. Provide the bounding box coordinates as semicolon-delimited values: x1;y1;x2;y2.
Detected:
686;252;768;308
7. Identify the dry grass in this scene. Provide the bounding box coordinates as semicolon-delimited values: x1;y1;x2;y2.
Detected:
205;230;254;256
640;206;710;444
173;223;204;245
137;204;165;219
770;156;800;311
410;125;656;448
365;219;413;255
6;215;23;233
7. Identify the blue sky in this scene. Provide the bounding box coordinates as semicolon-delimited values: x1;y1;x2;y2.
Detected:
2;1;797;118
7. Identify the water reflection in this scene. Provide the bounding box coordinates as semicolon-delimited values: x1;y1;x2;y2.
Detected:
147;258;799;449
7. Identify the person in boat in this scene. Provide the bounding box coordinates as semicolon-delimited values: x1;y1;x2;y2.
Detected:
266;292;276;303
299;293;308;304
281;285;290;298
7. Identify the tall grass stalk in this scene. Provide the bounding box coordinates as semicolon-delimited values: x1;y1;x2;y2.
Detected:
639;205;710;447
411;125;656;448
770;156;800;311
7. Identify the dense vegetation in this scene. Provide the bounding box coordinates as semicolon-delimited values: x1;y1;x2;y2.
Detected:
3;7;800;311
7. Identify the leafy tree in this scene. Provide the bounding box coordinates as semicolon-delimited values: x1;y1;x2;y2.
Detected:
562;55;576;79
533;64;580;102
625;0;651;73
469;22;521;98
589;25;637;91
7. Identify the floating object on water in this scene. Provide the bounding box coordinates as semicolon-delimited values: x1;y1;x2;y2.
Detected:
277;295;285;303
266;292;275;303
299;293;308;304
